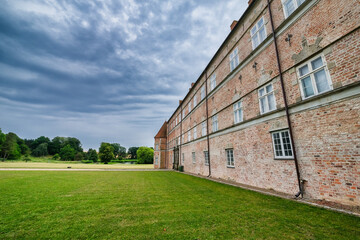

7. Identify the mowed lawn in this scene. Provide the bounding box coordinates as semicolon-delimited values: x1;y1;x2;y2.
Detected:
0;172;359;239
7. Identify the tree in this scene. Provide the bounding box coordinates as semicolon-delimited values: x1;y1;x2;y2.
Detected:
128;147;139;159
31;143;48;157
53;153;60;160
0;129;6;148
66;137;83;153
118;146;126;160
74;152;84;161
31;136;50;151
48;136;66;155
87;149;98;162
59;145;76;161
1;132;21;160
137;147;154;164
99;145;114;164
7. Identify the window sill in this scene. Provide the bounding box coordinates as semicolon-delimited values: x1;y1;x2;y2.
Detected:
227;166;235;168
274;158;294;160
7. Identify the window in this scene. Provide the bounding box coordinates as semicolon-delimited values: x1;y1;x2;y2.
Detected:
202;122;207;136
182;153;184;164
210;74;216;91
297;55;332;99
233;101;243;124
188;129;191;142
188;102;191;113
182;109;185;118
259;83;276;114
182;135;184;144
178;136;181;145
204;151;209;165
229;48;239;71
193;127;197;139
212;115;218;132
282;0;306;18
155;156;158;165
176;118;178;125
179;115;181;123
251;17;267;49
272;130;294;159
155;144;159;150
201;85;206;100
192;152;196;164
226;149;234;167
194;95;197;107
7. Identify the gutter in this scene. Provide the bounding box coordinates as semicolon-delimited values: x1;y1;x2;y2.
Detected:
267;0;303;198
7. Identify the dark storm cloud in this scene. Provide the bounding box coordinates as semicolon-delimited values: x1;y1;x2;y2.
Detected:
0;0;247;149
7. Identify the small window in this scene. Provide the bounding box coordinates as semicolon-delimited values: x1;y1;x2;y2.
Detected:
226;149;234;167
179;115;181;123
188;102;191;113
178;136;181;145
233;101;243;124
212;115;218;132
297;55;332;99
204;151;209;165
182;135;184;144
202;122;207;136
188;129;191;142
282;0;306;18
155;144;159;150
194;95;197;107
182;153;184;164
155;156;158;165
259;83;276;114
210;74;216;91
175;118;178;125
229;48;239;71
182;109;185;118
192;152;196;164
201;85;206;100
272;129;294;159
193;127;197;139
251;17;267;50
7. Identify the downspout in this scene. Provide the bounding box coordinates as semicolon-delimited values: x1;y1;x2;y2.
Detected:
267;0;303;197
205;71;212;177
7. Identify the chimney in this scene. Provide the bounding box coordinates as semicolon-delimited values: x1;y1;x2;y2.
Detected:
191;82;194;87
230;20;238;31
179;100;182;105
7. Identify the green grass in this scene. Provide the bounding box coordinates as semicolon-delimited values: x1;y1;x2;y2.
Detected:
0;172;359;239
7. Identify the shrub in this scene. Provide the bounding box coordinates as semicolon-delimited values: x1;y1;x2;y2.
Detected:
81;160;93;164
137;147;154;164
52;154;60;160
74;152;84;161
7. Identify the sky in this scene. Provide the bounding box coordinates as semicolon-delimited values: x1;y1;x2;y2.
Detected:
0;0;248;151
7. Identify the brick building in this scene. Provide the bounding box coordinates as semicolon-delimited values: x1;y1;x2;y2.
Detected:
153;0;360;207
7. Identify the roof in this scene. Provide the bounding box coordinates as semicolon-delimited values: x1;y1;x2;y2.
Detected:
154;121;168;138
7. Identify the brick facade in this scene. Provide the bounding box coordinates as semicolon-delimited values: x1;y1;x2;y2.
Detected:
154;0;360;207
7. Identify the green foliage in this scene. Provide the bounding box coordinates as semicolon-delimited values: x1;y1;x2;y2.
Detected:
81;160;93;164
30;136;50;151
66;137;83;153
136;147;154;164
128;147;139;159
0;128;6;147
86;149;98;162
19;143;30;155
74;152;84;161
52;154;60;160
48;137;67;155
1;132;21;160
59;145;76;161
99;143;114;164
31;143;49;157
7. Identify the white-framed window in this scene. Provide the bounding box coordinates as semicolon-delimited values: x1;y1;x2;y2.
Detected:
178;136;181;145
229;48;239;71
201;85;206;100
210;74;216;91
212;115;218;132
183;109;185;118
182;135;184;144
282;0;306;18
193;127;197;139
155;144;159;150
188;129;191;142
233;101;243;124
202;122;207;136
155;156;158;165
179;115;181;123
259;83;276;114
182;153;184;164
251;17;267;50
192;152;196;164
194;95;197;107
175;117;178;126
204;151;209;165
226;149;234;167
297;55;332;99
188;102;192;113
271;129;294;159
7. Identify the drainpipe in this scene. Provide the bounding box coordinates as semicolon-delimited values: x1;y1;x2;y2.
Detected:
267;0;303;198
205;72;212;177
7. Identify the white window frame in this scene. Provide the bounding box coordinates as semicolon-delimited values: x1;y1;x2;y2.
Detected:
271;129;294;159
201;122;207;136
175;117;178;126
193;127;197;139
226;149;234;168
251;17;267;50
188;129;191;142
194;95;197;107
201;85;206;100
178;136;181;145
204;151;209;166
282;0;306;18
297;54;333;100
212;115;218;132
155;144;159;151
155;156;158;165
229;48;239;71
258;83;276;114
233;101;243;124
192;152;196;164
182;135;184;144
188;102;191;113
210;74;216;91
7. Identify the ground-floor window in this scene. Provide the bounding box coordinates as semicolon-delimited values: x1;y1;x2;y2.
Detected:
271;129;294;159
204;151;209;165
192;152;196;164
226;149;234;167
155;156;158;165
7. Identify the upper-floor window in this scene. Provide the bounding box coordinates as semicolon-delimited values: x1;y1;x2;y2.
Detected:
282;0;306;18
233;101;243;124
272;129;294;159
210;74;216;91
201;85;206;100
194;95;197;107
204;151;209;165
259;83;276;114
192;152;196;164
176;117;178;126
297;55;332;99
229;48;239;71
155;156;158;165
182;135;184;144
188;128;191;142
251;17;266;50
202;122;207;136
178;136;181;145
193;127;197;139
155;144;159;150
182;109;185;118
188;102;192;113
179;115;181;123
226;149;234;168
212;115;218;132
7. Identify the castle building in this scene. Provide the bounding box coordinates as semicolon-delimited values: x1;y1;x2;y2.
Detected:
154;0;360;207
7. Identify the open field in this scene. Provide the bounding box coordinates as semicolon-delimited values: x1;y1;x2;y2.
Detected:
0;171;359;239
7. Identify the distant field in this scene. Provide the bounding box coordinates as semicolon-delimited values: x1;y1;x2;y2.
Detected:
0;171;359;239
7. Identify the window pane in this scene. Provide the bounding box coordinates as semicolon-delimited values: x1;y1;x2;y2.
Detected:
259;27;266;42
299;65;309;76
301;76;314;97
281;131;293;157
267;93;276;111
314;69;330;93
251;26;257;35
298;0;305;5
273;133;282;157
285;0;296;16
252;35;259;48
260;97;266;113
257;18;264;28
311;57;323;70
266;84;273;93
259;88;265;96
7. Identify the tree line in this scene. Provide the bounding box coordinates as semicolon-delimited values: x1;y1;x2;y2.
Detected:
0;129;154;164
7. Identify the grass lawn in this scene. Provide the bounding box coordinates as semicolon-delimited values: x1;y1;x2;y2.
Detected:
0;171;359;239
